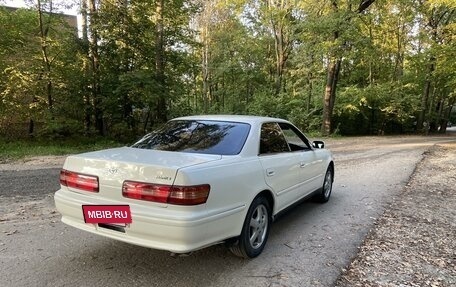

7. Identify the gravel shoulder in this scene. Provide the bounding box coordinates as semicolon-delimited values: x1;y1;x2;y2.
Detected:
0;156;66;171
336;143;456;287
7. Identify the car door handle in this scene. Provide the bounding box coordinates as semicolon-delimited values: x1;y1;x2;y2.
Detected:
300;162;309;168
266;169;275;177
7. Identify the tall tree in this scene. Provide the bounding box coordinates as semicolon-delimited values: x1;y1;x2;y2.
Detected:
263;0;294;95
416;1;455;131
87;0;103;135
155;0;167;122
80;0;92;132
197;0;214;112
37;0;54;116
321;0;375;135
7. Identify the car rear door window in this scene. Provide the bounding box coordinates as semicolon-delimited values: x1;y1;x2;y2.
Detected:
259;123;290;154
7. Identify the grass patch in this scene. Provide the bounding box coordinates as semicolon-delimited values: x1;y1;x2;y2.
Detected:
0;137;124;163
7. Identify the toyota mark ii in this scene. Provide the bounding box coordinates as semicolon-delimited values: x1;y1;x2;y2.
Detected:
54;115;334;258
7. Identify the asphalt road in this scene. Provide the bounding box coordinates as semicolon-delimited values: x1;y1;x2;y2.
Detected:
1;132;455;287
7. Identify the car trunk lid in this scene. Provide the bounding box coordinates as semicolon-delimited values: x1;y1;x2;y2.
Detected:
62;147;221;203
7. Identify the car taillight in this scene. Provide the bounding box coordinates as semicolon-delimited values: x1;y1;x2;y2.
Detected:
122;181;210;205
168;185;211;205
60;169;99;193
121;182;170;203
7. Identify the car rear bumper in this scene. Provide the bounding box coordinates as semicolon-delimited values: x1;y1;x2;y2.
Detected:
54;189;245;253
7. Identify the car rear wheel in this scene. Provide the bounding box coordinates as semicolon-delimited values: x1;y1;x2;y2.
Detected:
228;196;271;258
315;166;333;203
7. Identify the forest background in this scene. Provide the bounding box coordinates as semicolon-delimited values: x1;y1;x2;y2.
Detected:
0;0;455;147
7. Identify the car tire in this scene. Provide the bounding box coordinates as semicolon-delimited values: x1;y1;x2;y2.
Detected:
228;196;271;258
315;166;333;203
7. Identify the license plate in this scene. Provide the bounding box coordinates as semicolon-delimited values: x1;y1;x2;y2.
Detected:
82;205;132;224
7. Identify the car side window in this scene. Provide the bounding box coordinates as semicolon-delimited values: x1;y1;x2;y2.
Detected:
260;123;290;154
278;123;312;151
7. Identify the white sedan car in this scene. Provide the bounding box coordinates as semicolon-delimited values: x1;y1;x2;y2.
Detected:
55;115;334;258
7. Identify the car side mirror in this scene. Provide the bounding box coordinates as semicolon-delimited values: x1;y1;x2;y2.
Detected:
312;140;325;149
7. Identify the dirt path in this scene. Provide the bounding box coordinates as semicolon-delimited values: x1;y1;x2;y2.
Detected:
336;143;456;287
1;135;455;287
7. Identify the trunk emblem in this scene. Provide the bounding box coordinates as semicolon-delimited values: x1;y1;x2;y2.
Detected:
156;175;172;181
107;167;119;175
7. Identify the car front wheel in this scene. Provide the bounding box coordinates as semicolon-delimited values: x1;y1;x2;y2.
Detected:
315;166;333;203
228;196;271;258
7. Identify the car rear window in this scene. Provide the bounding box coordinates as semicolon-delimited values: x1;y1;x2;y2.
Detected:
132;120;251;155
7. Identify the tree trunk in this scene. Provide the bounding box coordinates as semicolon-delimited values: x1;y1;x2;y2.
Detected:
428;86;438;133
321;0;376;135
272;23;286;95
306;72;312;113
321;0;340;136
322;57;341;135
368;21;373;85
417;57;435;130
155;0;167;123
81;0;91;133
28;119;35;137
439;100;454;133
201;20;210;113
394;21;404;81
436;98;445;133
268;0;291;95
37;0;53;115
88;0;103;135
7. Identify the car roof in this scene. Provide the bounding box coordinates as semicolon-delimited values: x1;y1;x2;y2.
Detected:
173;115;290;125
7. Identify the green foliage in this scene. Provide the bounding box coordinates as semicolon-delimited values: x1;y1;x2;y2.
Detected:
334;83;420;135
0;8;40;125
38;118;83;139
0;5;86;137
1;0;455;144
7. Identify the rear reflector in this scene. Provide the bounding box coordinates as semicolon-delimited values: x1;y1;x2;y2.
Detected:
60;169;99;193
122;181;210;205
